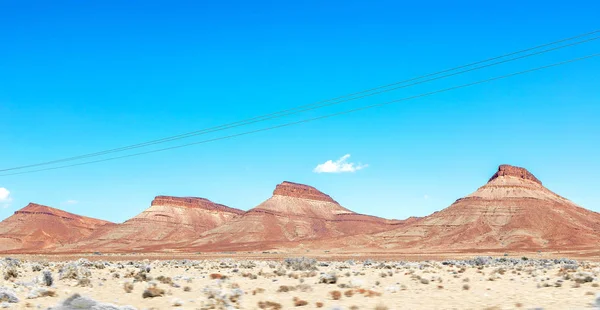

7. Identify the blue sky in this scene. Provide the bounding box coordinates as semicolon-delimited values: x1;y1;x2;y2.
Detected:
1;0;599;223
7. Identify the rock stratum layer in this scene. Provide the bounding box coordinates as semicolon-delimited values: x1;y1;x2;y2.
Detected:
191;181;402;251
0;203;113;252
63;196;244;252
374;165;600;251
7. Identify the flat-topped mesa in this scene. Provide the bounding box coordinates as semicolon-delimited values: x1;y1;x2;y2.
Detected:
150;196;245;215
488;164;542;185
273;181;338;203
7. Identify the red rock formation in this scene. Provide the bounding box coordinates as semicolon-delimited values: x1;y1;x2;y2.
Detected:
488;164;542;185
374;165;600;251
191;181;402;251
273;181;338;203
0;203;113;252
61;196;244;252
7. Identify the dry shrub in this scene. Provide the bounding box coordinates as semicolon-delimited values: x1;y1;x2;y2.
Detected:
277;285;294;293
258;301;282;310
210;273;224;280
142;285;165;298
463;284;470;290
330;290;341;300
123;282;134;293
77;278;92;287
316;302;324;308
183;286;191;292
344;290;354;297
293;297;308;307
253;288;266;295
156;275;173;285
364;290;381;297
375;304;389;310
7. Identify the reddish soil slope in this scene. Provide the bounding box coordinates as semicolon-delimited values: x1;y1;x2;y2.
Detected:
374;165;600;251
191;181;403;251
0;203;113;252
62;196;245;252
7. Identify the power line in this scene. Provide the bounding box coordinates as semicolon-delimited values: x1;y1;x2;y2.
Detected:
2;53;597;177
1;30;598;172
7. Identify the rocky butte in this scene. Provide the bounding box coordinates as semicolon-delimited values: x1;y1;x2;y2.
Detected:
0;203;113;252
191;181;403;251
62;196;244;253
373;164;600;251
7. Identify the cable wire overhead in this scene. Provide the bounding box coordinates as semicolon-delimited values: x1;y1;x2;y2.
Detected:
1;29;598;173
2;52;598;177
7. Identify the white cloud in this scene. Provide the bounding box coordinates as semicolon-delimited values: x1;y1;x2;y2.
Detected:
313;154;368;174
0;187;12;208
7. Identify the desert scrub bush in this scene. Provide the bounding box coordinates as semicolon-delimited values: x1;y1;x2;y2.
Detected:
133;268;152;282
330;290;342;300
293;297;308;306
252;288;265;295
319;273;338;284
142;284;165;298
316;302;324;308
42;270;54;286
123;282;134;293
183;286;192;292
284;257;318;271
77;278;93;287
0;287;20;303
31;263;42;272
277;285;295;293
156;275;173;285
209;273;225;280
59;262;91;280
258;301;282;309
3;266;18;280
202;285;244;308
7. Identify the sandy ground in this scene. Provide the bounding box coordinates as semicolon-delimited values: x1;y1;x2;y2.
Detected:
2;256;600;310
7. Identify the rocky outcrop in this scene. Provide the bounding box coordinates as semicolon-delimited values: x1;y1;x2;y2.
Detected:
273;181;338;203
488;164;542;185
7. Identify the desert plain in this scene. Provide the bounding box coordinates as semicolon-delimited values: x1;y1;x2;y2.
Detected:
3;254;600;309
